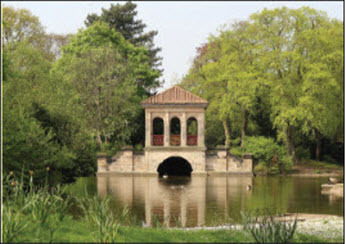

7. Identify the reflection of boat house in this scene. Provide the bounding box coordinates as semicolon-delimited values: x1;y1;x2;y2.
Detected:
97;86;252;175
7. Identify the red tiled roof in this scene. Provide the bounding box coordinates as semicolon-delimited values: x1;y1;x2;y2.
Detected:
141;86;208;105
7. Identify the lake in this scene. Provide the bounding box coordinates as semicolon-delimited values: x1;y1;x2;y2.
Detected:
68;175;343;227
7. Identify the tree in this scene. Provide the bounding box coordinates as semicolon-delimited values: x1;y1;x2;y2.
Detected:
2;6;44;45
181;6;343;164
85;1;162;86
52;22;159;148
2;7;98;184
250;7;343;163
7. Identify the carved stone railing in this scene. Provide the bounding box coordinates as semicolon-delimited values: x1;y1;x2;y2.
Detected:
152;135;164;146
170;135;181;146
187;135;197;146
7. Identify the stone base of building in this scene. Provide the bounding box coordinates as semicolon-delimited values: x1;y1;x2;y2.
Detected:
97;146;253;174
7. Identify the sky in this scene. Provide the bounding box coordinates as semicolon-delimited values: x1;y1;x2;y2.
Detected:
3;1;344;91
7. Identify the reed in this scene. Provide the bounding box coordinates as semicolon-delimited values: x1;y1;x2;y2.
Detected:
241;210;298;243
78;195;119;243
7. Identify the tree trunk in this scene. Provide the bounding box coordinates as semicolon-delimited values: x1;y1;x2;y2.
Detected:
315;129;322;161
286;125;297;164
96;130;103;147
241;106;248;148
223;118;231;148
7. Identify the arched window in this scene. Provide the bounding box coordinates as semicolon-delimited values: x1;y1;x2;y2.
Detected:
187;117;198;146
170;117;181;146
152;117;164;146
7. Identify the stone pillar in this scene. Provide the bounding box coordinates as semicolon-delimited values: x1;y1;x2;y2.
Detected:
198;112;205;148
164;112;170;146
97;153;108;172
181;112;187;146
145;110;151;147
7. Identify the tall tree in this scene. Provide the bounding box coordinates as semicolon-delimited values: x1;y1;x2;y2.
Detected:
52;22;160;148
85;1;162;88
250;7;343;163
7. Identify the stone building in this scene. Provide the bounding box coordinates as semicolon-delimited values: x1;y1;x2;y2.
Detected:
98;86;252;175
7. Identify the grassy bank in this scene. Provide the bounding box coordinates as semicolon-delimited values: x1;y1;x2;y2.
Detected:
7;215;340;243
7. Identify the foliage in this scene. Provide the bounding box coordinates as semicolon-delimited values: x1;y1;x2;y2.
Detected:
52;21;160;148
242;211;298;243
2;7;97;184
3;172;72;243
2;6;44;44
231;136;291;174
85;1;162;76
180;6;343;164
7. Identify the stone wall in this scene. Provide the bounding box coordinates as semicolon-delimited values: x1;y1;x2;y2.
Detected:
145;147;207;173
98;147;252;174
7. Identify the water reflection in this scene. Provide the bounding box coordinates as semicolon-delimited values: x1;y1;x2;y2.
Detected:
95;175;343;227
98;175;254;227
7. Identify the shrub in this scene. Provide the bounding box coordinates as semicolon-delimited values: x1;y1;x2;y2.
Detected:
231;136;291;174
295;146;311;159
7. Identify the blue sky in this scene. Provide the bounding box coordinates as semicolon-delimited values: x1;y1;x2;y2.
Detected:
3;1;343;90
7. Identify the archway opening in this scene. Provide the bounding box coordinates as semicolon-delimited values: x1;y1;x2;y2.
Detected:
187;117;198;146
170;117;181;146
157;157;193;177
152;117;164;146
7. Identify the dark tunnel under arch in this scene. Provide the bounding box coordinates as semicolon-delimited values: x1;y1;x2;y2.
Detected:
157;157;193;177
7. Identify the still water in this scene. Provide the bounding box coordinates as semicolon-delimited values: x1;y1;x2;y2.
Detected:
68;175;343;227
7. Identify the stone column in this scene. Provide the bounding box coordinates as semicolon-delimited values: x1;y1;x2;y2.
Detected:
164;112;170;146
145;110;151;147
181;112;187;146
198;112;205;148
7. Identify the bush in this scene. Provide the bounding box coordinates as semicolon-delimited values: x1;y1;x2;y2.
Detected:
231;136;291;174
295;146;311;159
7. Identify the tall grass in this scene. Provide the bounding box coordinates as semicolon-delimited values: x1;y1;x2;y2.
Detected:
2;170;72;243
78;195;119;243
241;210;298;243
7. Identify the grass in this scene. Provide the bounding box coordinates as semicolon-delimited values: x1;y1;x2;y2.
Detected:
10;217;340;243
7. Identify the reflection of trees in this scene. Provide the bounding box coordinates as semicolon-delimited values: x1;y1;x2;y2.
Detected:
243;177;293;216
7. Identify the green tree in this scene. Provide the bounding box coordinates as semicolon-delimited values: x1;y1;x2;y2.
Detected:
85;1;162;84
2;6;44;45
250;7;343;163
2;7;97;183
52;22;159;148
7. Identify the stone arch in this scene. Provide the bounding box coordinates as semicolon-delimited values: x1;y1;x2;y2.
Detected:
152;117;164;146
170;117;181;146
157;156;193;177
187;117;198;146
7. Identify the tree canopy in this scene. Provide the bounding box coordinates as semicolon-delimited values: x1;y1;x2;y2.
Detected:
180;6;343;164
